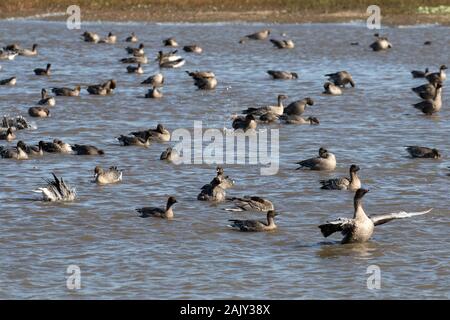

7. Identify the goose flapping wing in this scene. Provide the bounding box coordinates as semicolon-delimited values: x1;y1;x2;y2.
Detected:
369;208;433;226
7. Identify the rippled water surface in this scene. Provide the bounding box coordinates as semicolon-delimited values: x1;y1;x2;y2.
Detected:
0;20;449;299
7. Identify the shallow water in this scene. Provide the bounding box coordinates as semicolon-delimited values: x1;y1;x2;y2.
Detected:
0;20;449;299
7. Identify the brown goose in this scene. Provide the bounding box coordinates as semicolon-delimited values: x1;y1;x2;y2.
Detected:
231;114;257;132
136;196;177;219
37;88;56;107
405;146;441;159
325;71;355;87
0;77;16;85
51;86;81;97
239;29;270;43
72;144;105;155
296;147;336;171
320;165;361;191
228;210;278;232
283;97;314;116
28;106;50;118
0;128;16;141
267;70;298;80
270;39;295;49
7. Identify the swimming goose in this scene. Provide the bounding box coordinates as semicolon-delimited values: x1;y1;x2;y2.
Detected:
117;135;151;147
270;39;295;49
197;177;226;202
37;88;56;107
72;144;105;155
267;70;298;80
323;82;342;95
0;141;28;159
125;32;138;42
163;38;179;47
127;63;144;74
81;31;100;43
186;71;217;90
242;94;288;116
125;43;144;56
87;79;116;95
0;77;17;85
232;114;257;132
201;166;235;191
183;45;202;53
411;68;429;78
18;44;38;56
296;147;336;171
413;84;442;115
51;86;81;97
319;189;432;244
325;71;355;87
28;106;50;118
158;54;185;68
279;115;320;125
136;196;177;219
3;43;20;51
426;65;447;84
41;139;72;154
258;112;280;124
156;50;180;62
369;33;392;51
99;32;117;44
1;115;30;131
225;196;274;212
34;63;51;76
94;166;122;185
0;128;16;141
412;82;438;100
145;86;163;98
228;210;278;232
130;124;170;142
120;56;148;64
320;164;361;191
141;73;164;87
0;50;18;60
23;141;44;156
160;147;180;163
283;97;314;116
239;29;271;43
405;146;441;159
34;173;76;202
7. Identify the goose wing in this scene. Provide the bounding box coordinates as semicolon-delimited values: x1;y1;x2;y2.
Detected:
320;177;350;190
136;207;165;218
318;217;355;237
370;208;432;226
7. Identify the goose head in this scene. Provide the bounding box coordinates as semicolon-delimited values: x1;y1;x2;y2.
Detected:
432;149;442;159
308;117;320;125
349;164;360;173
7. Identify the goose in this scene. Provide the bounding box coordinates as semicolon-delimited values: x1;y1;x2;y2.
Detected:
270;39;295;49
120;56;148;64
232;114;257;132
258;112;280;124
0;141;28;159
117;135;151;147
242;94;287;116
225;196;274;212
41;139;72;153
125;43;144;56
136;196;177;219
94;166;122;185
201;166;235;191
267;70;298;80
325;71;355;87
426;65;447;83
99;32;117;44
0;128;16;141
0;50;18;60
411;68;429;78
413;84;442;115
228;210;278;232
296;147;336;171
0;77;17;85
127;63;144;74
186;71;217;90
34;173;76;202
144;86;163;98
156;50;180;62
34;63;51;76
163;38;178;47
18;44;38;56
239;29;270;43
197;177;226;202
283;97;314;116
405;146;441;159
87;79;116;95
3;43;20;51
183;45;202;53
125;32;138;42
141;73;164;87
323;82;342;95
37;88;56;107
160;147;180;163
28;106;50;118
369;33;392;51
23;141;44;156
54;139;73;153
319;189;432;244
158;56;185;68
412;82;438;100
72;144;105;155
81;31;100;43
1;116;30;131
320;164;361;191
130;124;170;142
279;115;320;125
51;86;81;96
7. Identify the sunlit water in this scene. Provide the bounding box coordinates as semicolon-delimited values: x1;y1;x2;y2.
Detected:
0;20;449;299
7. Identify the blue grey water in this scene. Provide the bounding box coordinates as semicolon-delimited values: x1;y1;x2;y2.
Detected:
0;19;449;299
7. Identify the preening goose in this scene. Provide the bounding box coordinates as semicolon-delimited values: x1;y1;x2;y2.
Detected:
34;173;76;202
94;166;122;185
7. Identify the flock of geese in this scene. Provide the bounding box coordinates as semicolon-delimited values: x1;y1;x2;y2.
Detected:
0;27;445;244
